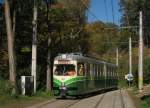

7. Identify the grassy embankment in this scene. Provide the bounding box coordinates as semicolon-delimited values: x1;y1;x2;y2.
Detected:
128;86;150;108
0;80;54;108
0;91;53;108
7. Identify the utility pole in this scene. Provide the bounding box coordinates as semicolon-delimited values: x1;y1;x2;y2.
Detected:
31;0;37;93
138;11;143;92
129;37;132;75
128;37;132;87
116;48;118;66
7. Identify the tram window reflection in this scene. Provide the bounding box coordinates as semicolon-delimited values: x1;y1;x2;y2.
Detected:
54;64;76;76
78;63;85;76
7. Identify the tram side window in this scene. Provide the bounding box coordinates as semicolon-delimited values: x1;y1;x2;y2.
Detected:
110;67;112;77
90;64;92;76
111;68;113;77
77;63;85;76
100;65;103;77
100;65;102;77
112;68;113;77
93;64;95;76
86;63;90;76
99;65;101;77
94;64;97;77
97;65;99;77
96;65;98;77
115;69;117;77
109;67;111;77
102;66;106;77
107;66;110;77
113;68;115;77
98;65;100;77
95;65;97;76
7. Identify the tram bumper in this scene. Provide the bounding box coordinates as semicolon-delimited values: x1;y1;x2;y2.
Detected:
60;82;67;97
60;86;67;97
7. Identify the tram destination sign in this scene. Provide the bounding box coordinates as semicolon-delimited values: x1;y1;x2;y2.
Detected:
58;60;71;64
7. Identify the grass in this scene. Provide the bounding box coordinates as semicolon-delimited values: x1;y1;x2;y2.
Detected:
140;97;150;108
127;87;150;108
0;91;54;108
0;80;54;108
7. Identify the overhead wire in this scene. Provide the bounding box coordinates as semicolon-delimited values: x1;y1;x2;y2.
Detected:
104;0;108;22
79;0;102;23
111;0;115;24
79;0;134;45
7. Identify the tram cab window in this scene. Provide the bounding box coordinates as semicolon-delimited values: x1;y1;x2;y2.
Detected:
77;63;85;76
54;64;76;76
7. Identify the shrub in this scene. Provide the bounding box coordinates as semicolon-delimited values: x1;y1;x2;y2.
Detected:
0;80;12;95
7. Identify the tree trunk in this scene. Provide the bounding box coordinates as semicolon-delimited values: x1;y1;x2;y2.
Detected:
46;0;52;91
4;0;16;94
46;36;51;91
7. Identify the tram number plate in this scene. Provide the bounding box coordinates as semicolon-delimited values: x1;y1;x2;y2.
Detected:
60;86;66;90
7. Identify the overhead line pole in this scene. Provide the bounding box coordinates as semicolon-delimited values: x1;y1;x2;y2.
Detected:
138;11;143;92
31;0;37;93
128;37;132;87
116;48;119;66
129;37;132;75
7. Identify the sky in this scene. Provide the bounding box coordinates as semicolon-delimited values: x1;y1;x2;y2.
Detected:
0;0;3;3
88;0;121;25
0;0;121;25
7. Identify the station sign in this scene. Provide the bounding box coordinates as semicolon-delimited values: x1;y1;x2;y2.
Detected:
125;74;133;81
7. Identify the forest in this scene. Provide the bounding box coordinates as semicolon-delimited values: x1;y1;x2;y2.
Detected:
0;0;150;95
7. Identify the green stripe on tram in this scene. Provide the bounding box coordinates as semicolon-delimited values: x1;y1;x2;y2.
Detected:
65;76;85;85
53;76;85;86
53;78;61;86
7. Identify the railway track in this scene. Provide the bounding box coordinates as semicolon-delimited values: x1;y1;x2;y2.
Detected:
26;90;136;108
38;98;81;108
119;89;126;108
112;91;117;108
94;93;106;108
64;99;82;108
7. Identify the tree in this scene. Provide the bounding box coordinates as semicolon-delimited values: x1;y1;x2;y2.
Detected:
1;0;90;92
44;0;90;91
4;0;16;94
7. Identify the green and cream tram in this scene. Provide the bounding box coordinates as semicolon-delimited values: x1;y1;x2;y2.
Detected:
53;53;118;97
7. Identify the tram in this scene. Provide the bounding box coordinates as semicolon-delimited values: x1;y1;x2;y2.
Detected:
53;53;118;97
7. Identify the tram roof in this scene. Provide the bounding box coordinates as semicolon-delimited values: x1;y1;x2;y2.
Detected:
54;53;116;67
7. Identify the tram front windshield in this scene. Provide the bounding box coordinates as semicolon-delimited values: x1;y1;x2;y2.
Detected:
54;64;76;76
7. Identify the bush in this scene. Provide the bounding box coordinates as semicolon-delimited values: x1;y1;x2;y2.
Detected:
33;90;53;98
143;58;150;84
0;80;12;95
